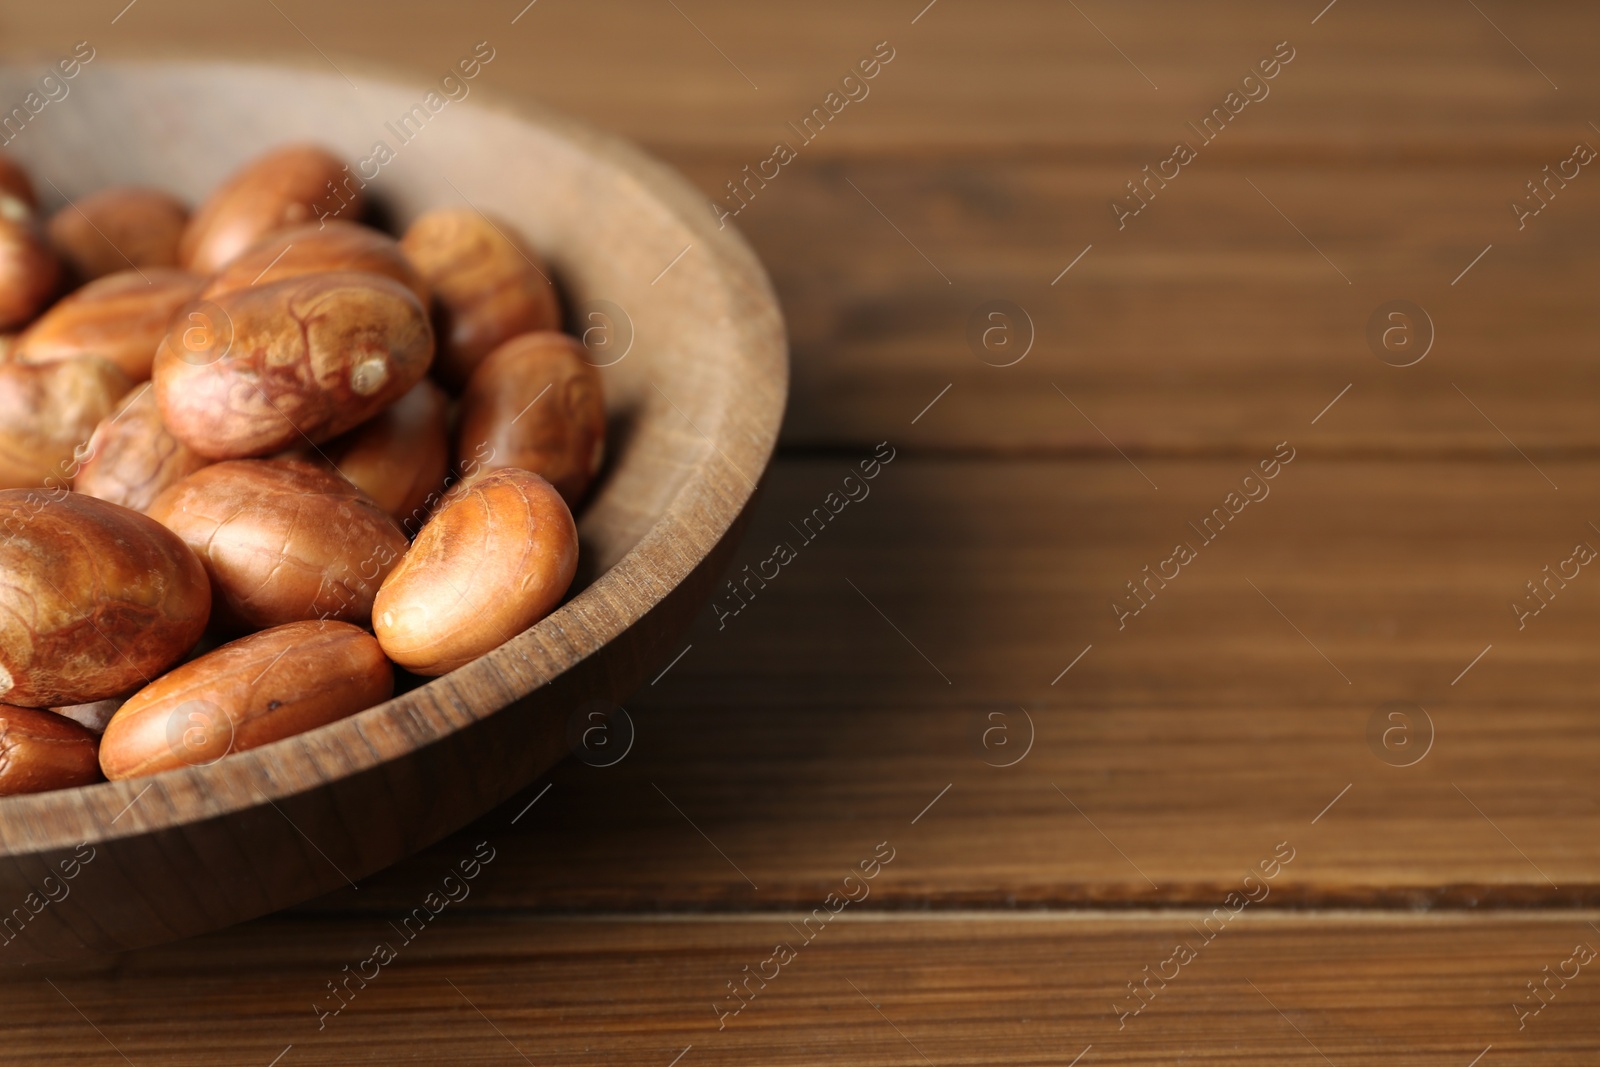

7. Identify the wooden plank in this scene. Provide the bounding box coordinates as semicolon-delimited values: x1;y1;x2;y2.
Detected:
286;457;1600;911
11;9;1600;454
8;1;1600;159
324;701;1600;912
8;913;1599;1065
665;157;1600;453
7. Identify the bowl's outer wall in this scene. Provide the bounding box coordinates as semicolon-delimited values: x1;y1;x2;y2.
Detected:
0;512;753;962
0;61;786;964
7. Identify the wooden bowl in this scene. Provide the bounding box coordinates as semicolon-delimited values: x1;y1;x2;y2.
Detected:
0;60;786;964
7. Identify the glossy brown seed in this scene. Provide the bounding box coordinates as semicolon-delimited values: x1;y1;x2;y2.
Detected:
47;186;189;281
0;490;211;707
0;705;102;795
0;356;133;490
457;332;606;506
400;208;560;389
0;155;37;211
179;144;359;274
373;468;577;675
147;458;409;630
99;620;392;781
74;384;210;513
14;268;205;380
0;205;63;331
324;379;450;524
204;220;430;305
152;271;434;459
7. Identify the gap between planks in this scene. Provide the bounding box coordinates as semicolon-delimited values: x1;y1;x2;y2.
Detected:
275;908;1600;926
651;142;1599;169
773;443;1600;463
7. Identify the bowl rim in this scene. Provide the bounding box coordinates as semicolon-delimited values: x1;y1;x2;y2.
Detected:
0;57;788;851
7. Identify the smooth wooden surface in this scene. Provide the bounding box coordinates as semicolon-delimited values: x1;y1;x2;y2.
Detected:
9;0;1600;454
306;459;1600;912
8;914;1600;1065
6;0;1600;1062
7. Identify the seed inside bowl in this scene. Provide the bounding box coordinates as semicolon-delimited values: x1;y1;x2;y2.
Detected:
0;141;595;792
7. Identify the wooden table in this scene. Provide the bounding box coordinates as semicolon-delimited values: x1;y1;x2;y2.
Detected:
8;1;1600;1062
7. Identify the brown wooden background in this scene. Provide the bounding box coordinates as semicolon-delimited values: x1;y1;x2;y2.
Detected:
7;1;1600;1062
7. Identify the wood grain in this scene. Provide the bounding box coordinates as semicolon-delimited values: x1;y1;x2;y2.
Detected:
297;457;1600;911
7;914;1598;1066
699;159;1600;453
10;5;1599;454
7;0;1599;158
